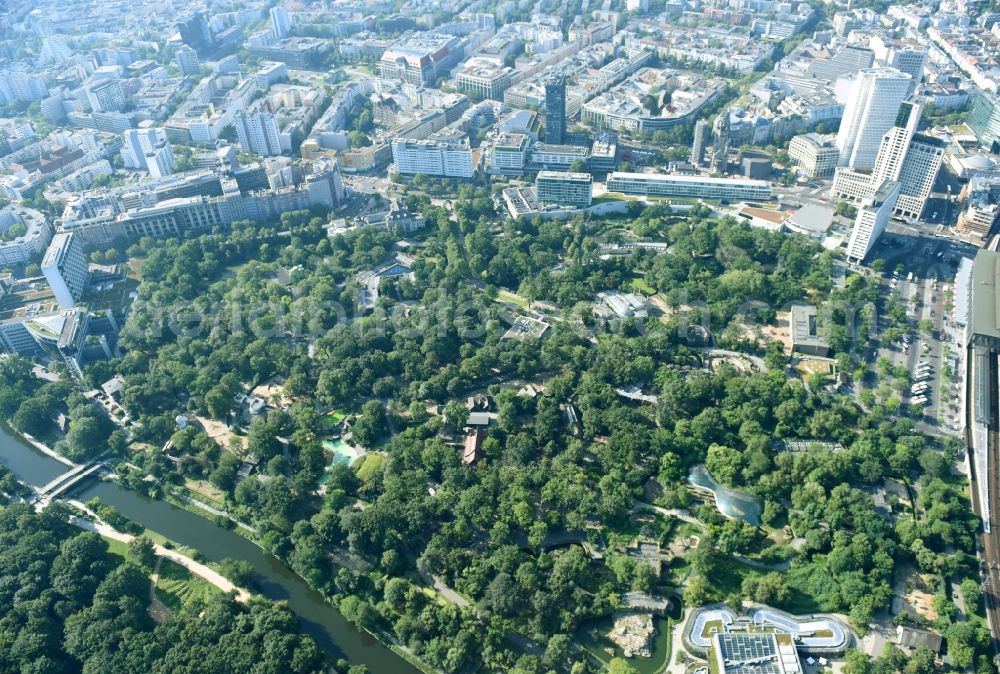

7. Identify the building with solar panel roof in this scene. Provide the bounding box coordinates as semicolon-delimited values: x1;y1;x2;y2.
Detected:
711;632;802;674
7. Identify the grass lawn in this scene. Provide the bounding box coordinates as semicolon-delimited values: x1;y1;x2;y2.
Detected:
356;453;386;483
320;410;347;433
701;619;723;639
630;277;656;295
102;536;130;561
184;479;226;506
707;647;720;674
156;558;221;611
595;192;637;202
497;291;528;308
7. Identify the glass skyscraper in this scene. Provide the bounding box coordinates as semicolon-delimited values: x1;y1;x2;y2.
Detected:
544;77;566;145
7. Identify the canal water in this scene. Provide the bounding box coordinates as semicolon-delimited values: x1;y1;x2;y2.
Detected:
0;423;419;674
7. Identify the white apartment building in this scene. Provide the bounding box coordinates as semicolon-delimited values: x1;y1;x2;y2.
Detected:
42;231;89;309
87;79;127;113
846;179;900;262
122;127;164;168
391;137;476;178
0;71;48;103
835;68;911;171
145;143;176;179
55;160;113;192
234;108;282;156
271;7;292;39
122;127;174;176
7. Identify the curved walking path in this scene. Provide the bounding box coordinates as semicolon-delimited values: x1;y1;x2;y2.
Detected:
148;556;170;622
731;553;791;572
68;512;251;602
632;501;707;531
700;348;768;373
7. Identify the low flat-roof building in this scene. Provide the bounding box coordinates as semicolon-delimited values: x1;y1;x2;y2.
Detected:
790;304;830;357
502;186;539;218
895;626;942;654
785;203;834;239
528;143;589;171
712;632;802;674
606;172;772;201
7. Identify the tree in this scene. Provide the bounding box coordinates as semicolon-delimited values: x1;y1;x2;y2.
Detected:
219;558;255;586
66;415;109;460
443;400;469;432
960;577;982;612
351;401;387;448
209;453;242;492
609;659;639;674
348;130;371;148
741;573;790;605
483;572;520;617
128;536;156;571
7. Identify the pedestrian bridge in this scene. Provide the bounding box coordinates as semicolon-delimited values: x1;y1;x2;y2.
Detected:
35;462;104;501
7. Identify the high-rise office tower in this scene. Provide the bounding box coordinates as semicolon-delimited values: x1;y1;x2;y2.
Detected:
870;100;922;187
834;100;943;222
42;232;88;310
692;119;708;166
177;12;214;55
175;45;200;76
270;7;291;39
896;135;945;218
545;76;566;145
846;179;900;262
835;68;911;171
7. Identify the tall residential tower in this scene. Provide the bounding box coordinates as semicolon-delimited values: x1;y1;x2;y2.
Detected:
41;232;88;309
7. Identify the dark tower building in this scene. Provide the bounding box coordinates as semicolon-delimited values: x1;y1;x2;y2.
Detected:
177;12;214;56
691;119;708;166
545;76;566;145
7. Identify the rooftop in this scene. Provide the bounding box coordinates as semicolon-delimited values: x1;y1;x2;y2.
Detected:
969;249;1000;341
713;632;801;674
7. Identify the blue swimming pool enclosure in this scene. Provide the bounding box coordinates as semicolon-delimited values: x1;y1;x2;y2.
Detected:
688;464;763;527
